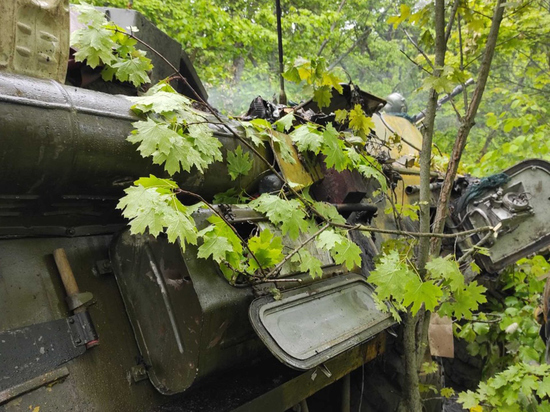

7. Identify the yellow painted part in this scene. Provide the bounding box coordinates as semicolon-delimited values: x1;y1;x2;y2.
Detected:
271;130;314;190
372;114;423;204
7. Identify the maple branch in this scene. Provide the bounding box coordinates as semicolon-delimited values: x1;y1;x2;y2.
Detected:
400;50;433;75
264;223;330;279
111;28;328;222
403;29;434;71
174;189;267;277
317;0;347;56
445;0;461;44
330;222;494;239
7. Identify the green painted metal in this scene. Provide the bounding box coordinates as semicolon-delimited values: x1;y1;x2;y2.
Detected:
249;274;394;370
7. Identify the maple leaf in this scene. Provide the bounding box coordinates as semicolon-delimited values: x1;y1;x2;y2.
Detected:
274;113;295;132
426;257;464;292
457;390;481;409
290;124;323;154
348;104;374;138
163;207;198;248
204;215;238;246
270;131;296;165
537;376;550;398
321;124;348;171
247;229;284;271
187;125;223;164
129;90;190;115
249;194;309;240
440;388;455;399
321;72;343;94
368;250;418;302
128;119;177;157
212;188;245;204
331;238;362;270
72;26;116;68
198;235;233;263
311;201;346;224
291;250;323;278
134;175;179;192
117;183;198;250
334;109;349;124
75;3;108;26
316;229;346;250
240;121;266;147
403;280;443;315
441;281;487;320
313;85;332;109
227;146;252;180
112;55;152;87
152;135;204;175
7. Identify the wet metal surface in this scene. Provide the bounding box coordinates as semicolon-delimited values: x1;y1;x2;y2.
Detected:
0;318;84;391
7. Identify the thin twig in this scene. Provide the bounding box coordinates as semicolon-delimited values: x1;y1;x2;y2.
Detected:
445;0;461;44
403;29;435;71
331;222;494;239
265;223;330;279
174;189;267;276
400;50;433;75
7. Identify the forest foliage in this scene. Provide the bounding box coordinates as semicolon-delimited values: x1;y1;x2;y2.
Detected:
73;0;550;410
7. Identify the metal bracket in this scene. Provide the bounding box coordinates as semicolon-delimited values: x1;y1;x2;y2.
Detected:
95;259;113;275
67;312;98;347
129;365;148;383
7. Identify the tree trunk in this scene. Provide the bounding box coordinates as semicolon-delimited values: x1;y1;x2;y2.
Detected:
430;0;506;255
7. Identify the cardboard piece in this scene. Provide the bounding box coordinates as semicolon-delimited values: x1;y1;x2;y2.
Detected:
428;314;454;358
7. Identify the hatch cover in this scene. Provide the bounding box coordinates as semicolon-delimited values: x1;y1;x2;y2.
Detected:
249;274;394;370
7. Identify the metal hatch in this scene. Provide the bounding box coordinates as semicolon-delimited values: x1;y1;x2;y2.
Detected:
456;159;550;273
249;274;394;370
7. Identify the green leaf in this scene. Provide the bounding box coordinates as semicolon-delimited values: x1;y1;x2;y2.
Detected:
331;237;362;270
403;280;443;315
321;124;348;171
440;388;455;398
212;188;246;204
198;235;233;263
128;119;177;157
247;229;284;271
274;113;295;132
72;25;116;68
317;229;346;250
457;390;480;409
270;131;297;164
290;124;323;154
321;72;343;94
426;257;464;291
128;90;190;115
441;281;487;320
226;146;252;180
117;182;198;250
537;376;550;398
249;194;309;240
313;85;332;109
291;250;323;278
334;109;349;124
369;250;418;302
348;104;374;138
310;201;346;225
111;55;152;87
